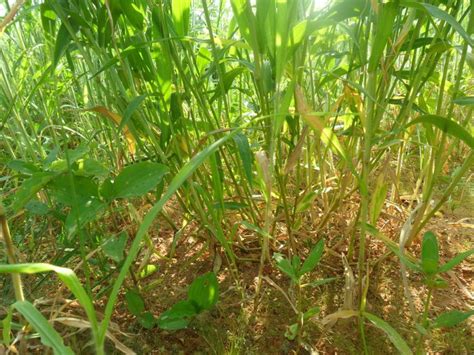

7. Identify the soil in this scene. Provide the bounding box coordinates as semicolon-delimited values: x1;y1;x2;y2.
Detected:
2;195;472;354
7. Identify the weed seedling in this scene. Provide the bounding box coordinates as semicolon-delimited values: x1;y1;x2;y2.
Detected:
273;239;335;344
394;231;474;353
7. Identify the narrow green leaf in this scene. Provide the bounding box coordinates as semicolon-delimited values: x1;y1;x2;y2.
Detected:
0;263;99;340
438;248;474;273
368;2;398;72
7;160;39;175
369;174;388;225
53;21;78;70
233;132;253;185
172;0;191;36
299;239;324;276
230;0;260;54
453;96;474;106
13;301;74;355
432;310;474;329
2;307;13;346
273;253;298;283
119;0;145;30
363;312;413;355
303;307;320;320
421;3;474;47
296;191;318;213
304;277;338;288
388;245;422;272
119;95;147;133
406;115;474;149
241;220;271;239
421;231;439;275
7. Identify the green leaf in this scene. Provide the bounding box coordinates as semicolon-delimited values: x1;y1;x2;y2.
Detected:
213;201;248;210
102;232;128;262
2;307;13;346
388;244;422;272
13;301;74;355
438;248;474;273
285;323;299;340
369;174;388;225
421;231;439;276
230;0;260;54
299;239;324;276
53;21;79;70
139;264;158;279
25;200;50;216
64;198;106;235
291;255;301;271
157;300;198;330
303;307;320;320
363;312;413;355
421;3;474;48
172;0;191;36
296;191;318;213
273;253;299;282
119;95;147;133
406;115;474;149
424;276;449;289
49;174;99;206
211;67;245;102
73;159;109;177
102;162;169;200
138;312;156;329
304;277;338;288
188;272;219;312
232;132;253;185
431;310;474;329
125;290;145;316
11;172;56;213
0;263;99;341
7;160;39;175
453;96;474;106
53;23;71;69
368;2;398;72
119;0;145;30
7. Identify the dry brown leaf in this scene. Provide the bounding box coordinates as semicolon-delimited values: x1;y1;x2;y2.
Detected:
52;317;135;355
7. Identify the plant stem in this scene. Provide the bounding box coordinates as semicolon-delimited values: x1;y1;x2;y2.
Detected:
0;202;24;302
416;287;433;354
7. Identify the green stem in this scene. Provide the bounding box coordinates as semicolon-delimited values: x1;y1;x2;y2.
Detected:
416;287;433;354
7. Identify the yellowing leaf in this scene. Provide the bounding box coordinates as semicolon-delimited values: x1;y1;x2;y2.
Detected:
86;106;136;155
295;85;348;162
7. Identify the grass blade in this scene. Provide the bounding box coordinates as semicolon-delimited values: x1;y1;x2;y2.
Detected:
13;301;74;355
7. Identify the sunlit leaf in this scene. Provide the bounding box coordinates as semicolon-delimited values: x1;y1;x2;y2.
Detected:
421;231;439;275
13;301;74;355
188;272;219;312
432;310;474;329
363;312;413;355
